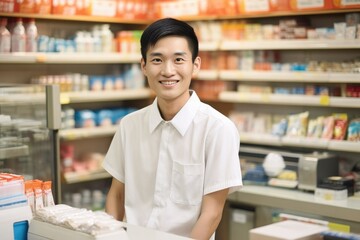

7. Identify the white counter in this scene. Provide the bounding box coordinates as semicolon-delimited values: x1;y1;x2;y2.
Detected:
28;219;193;240
228;185;360;223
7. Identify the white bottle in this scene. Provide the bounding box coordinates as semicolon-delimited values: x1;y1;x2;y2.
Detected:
131;63;145;89
11;18;26;52
0;18;11;53
25;18;38;52
100;24;113;52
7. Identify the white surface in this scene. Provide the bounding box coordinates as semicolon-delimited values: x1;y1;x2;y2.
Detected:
28;219;192;240
0;205;32;240
249;220;328;240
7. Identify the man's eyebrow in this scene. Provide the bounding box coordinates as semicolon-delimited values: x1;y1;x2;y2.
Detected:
149;51;187;57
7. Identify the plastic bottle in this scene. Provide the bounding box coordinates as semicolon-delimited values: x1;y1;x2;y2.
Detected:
11;18;26;52
0;18;11;53
25;18;38;52
100;24;113;52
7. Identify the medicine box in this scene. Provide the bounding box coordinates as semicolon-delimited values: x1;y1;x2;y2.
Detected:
0;205;33;240
249;220;328;240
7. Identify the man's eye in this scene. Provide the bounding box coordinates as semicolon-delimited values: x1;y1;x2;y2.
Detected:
175;58;185;63
151;58;162;63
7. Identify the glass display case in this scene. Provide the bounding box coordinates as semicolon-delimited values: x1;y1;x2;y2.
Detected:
0;84;61;201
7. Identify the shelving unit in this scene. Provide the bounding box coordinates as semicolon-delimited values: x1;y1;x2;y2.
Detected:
0;52;142;64
0;12;151;205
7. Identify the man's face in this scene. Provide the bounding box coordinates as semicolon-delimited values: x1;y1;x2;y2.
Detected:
141;36;200;104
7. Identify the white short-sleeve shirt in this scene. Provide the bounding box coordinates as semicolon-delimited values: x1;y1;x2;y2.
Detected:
102;90;242;239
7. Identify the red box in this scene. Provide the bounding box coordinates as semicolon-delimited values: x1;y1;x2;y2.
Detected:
91;0;116;17
52;0;77;16
16;0;35;13
35;0;51;14
0;0;16;13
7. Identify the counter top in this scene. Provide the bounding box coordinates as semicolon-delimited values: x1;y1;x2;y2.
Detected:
28;219;193;240
228;185;360;222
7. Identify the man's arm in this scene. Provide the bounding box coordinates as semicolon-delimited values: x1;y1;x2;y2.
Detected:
190;188;229;240
105;178;125;221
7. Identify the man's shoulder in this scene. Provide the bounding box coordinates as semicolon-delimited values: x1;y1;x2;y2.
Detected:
121;105;150;123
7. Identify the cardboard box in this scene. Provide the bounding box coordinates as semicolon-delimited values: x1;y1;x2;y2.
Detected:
0;205;33;240
249;220;328;240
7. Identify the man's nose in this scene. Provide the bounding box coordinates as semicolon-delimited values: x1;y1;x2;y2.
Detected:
161;61;175;76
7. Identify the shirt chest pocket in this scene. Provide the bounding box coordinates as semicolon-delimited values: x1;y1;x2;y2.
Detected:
170;161;204;206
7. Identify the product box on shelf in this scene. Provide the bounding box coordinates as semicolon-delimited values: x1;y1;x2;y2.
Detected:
90;0;116;17
0;205;33;240
0;0;16;13
52;0;90;16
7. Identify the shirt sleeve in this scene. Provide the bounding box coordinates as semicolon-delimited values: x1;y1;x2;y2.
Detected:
102;123;126;183
203;118;243;195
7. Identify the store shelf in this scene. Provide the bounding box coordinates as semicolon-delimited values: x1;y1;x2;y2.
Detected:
219;70;360;84
240;133;282;146
63;169;111;184
60;126;117;141
199;41;219;51
219;91;360;108
228;185;360;223
240;133;360;153
220;39;360;50
0;12;149;24
0;92;45;104
0;52;141;64
195;70;218;80
60;88;153;104
0;145;29;160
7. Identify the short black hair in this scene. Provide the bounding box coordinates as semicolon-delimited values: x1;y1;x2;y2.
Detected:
140;18;199;63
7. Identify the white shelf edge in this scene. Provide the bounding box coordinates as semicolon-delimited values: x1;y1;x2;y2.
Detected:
219;91;360;108
199;41;219;51
219;39;360;50
240;133;359;153
219;70;360;83
60;126;118;140
61;88;153;104
63;169;111;184
195;70;219;80
0;145;29;159
0;52;141;64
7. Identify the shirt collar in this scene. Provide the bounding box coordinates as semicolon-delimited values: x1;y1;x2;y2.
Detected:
149;90;201;136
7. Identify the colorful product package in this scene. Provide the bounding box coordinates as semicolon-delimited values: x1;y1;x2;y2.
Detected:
333;113;348;140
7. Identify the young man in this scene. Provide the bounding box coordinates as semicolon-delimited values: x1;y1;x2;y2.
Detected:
103;18;242;240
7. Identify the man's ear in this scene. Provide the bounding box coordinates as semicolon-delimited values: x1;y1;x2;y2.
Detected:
141;58;147;76
192;56;201;77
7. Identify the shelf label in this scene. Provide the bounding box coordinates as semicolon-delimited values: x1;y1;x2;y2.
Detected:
243;0;269;12
328;222;350;233
36;54;47;63
60;94;70;104
296;0;324;9
319;95;330;105
340;0;360;6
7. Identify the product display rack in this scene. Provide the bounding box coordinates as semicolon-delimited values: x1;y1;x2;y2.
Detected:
2;5;360;238
0;12;151;205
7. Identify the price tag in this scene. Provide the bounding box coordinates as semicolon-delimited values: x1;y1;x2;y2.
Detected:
60;94;70;104
244;0;269;12
261;94;270;102
319;95;330;106
341;0;360;6
36;54;46;63
296;0;324;9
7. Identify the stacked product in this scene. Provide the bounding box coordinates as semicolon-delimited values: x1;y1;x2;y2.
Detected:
28;204;128;240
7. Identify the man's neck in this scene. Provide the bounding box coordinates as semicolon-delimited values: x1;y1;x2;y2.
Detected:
158;91;191;121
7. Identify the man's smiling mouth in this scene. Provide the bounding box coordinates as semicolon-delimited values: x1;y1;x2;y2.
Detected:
159;80;179;85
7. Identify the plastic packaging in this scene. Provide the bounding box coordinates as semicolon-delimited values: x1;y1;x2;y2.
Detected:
25;18;38;52
0;18;11;53
11;18;26;52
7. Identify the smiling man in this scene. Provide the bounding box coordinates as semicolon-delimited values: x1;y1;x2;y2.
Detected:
102;18;242;240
